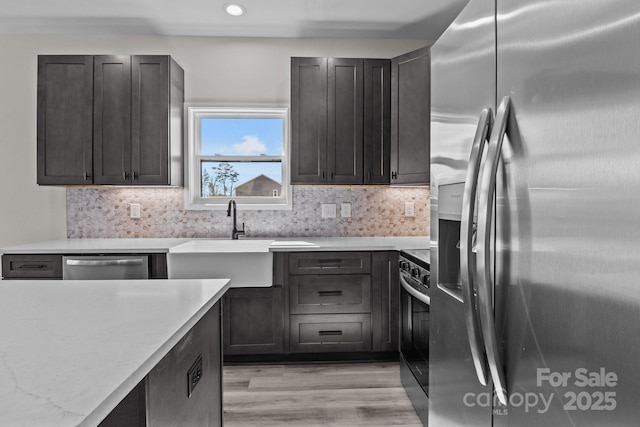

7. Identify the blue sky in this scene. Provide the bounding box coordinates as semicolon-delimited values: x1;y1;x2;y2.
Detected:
200;118;283;192
201;118;283;156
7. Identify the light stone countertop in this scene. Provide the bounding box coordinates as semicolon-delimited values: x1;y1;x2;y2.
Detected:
0;278;230;427
266;236;430;252
1;236;429;255
0;238;192;254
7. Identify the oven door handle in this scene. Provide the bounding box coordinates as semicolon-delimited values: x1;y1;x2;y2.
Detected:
477;96;510;406
460;108;492;387
400;274;430;306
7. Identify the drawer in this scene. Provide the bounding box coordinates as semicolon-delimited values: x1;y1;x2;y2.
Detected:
289;274;371;314
289;314;372;353
288;252;371;275
2;254;62;279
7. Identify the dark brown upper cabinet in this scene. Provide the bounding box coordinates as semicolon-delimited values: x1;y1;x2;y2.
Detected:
328;58;363;184
93;55;131;185
37;55;184;186
291;57;391;185
291;57;328;184
37;56;94;185
390;47;430;185
364;59;392;184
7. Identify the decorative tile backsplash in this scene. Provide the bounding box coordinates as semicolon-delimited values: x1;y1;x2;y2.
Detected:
67;186;430;238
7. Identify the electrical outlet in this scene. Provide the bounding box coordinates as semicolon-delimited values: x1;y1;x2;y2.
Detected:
341;203;352;218
187;355;203;398
404;201;415;217
130;204;141;219
321;203;337;218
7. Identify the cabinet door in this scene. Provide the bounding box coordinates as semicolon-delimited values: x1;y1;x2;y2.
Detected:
37;55;94;185
93;55;131;185
131;56;171;185
390;47;431;184
327;58;363;184
223;287;284;355
371;251;399;352
364;59;391;184
291;57;328;184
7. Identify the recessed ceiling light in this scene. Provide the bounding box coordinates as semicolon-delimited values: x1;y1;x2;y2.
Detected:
224;3;245;17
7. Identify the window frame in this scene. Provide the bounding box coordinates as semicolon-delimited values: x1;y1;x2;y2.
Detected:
184;104;292;210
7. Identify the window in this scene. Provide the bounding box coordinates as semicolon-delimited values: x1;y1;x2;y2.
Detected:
185;105;291;210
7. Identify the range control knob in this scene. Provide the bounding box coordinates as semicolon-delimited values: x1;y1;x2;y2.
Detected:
422;274;430;288
400;261;410;271
411;267;421;278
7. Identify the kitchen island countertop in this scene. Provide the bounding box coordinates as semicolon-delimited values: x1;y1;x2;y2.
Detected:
0;278;230;426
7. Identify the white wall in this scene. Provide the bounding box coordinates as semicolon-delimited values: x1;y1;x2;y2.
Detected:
0;34;426;247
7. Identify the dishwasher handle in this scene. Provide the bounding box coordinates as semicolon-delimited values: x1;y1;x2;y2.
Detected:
65;258;146;267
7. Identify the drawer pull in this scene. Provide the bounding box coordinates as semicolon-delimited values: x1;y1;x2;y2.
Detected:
318;330;343;336
318;290;343;297
317;259;343;267
18;264;47;270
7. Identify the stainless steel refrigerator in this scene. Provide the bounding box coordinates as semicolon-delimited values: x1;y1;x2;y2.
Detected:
429;0;640;425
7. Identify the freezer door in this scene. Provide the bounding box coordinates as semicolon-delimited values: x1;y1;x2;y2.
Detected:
429;0;496;425
495;0;640;425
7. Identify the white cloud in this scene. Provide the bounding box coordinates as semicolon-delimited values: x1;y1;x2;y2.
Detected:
232;136;266;154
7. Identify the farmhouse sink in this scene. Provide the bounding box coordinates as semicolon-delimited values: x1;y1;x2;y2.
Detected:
167;239;275;287
170;239;275;253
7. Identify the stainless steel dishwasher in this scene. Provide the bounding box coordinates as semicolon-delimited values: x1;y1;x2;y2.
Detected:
62;255;149;280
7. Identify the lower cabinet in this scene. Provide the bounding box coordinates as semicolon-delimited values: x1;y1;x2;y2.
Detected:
223;251;398;362
1;254;63;279
222;287;284;355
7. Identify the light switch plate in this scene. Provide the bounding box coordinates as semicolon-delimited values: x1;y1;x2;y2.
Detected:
341;203;351;218
321;203;337;218
130;203;141;219
404;201;415;217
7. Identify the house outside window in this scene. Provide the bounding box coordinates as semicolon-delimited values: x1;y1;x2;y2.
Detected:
185;105;291;210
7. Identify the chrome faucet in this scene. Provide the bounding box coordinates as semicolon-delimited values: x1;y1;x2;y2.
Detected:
227;200;245;240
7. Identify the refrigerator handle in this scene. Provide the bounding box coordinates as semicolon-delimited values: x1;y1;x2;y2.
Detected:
477;96;511;406
460;108;492;387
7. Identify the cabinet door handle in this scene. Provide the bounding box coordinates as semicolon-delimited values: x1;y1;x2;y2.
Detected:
132;171;138;180
18;264;47;270
391;171;397;180
83;172;91;181
318;330;343;336
318;290;343;297
123;172;129;180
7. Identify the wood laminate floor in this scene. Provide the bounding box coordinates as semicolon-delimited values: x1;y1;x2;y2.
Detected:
223;361;423;426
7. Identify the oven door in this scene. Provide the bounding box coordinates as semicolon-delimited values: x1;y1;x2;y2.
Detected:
400;271;430;397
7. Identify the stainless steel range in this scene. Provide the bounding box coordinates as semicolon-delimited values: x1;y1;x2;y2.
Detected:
399;249;430;426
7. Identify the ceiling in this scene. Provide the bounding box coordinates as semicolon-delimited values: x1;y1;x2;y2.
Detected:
0;0;469;41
